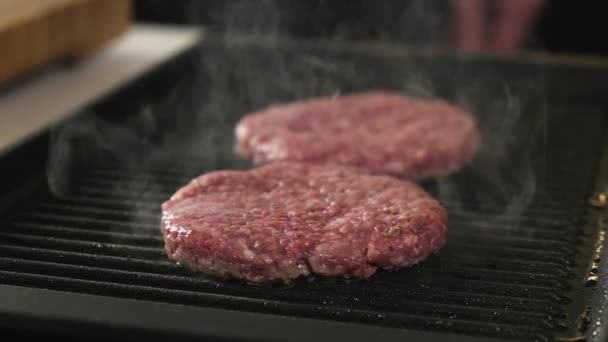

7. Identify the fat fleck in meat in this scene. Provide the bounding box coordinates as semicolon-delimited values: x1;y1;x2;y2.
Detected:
161;162;448;284
235;91;480;181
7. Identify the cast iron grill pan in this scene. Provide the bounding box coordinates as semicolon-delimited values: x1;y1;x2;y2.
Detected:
0;43;607;342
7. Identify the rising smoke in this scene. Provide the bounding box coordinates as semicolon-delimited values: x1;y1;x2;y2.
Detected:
46;0;548;232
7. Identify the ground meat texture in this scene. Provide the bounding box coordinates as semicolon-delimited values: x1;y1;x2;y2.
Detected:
161;162;448;284
235;91;480;181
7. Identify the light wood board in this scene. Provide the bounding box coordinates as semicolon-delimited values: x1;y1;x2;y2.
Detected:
0;0;132;85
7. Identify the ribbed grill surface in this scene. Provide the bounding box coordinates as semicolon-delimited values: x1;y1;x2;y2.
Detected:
0;107;604;342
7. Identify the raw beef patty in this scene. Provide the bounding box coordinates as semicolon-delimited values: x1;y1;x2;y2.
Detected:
235;91;480;180
161;162;448;284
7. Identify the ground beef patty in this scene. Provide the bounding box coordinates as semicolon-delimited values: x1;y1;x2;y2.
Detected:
235;91;480;181
161;162;448;284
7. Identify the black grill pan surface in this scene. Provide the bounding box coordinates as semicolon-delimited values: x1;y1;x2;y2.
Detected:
1;38;608;342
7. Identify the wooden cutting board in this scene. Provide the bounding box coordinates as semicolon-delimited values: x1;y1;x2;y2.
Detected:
0;0;132;86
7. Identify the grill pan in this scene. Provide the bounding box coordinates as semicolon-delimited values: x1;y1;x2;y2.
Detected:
1;36;608;342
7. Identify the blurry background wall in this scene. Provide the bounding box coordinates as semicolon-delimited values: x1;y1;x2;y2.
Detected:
133;0;608;56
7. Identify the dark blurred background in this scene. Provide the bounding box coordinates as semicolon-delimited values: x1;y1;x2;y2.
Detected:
133;0;608;56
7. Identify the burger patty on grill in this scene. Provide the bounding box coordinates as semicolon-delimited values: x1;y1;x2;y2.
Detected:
161;162;448;284
235;91;480;181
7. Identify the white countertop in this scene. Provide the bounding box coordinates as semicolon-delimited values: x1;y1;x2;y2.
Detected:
0;23;202;154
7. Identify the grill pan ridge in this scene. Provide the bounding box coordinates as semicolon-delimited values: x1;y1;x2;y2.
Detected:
1;39;608;342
